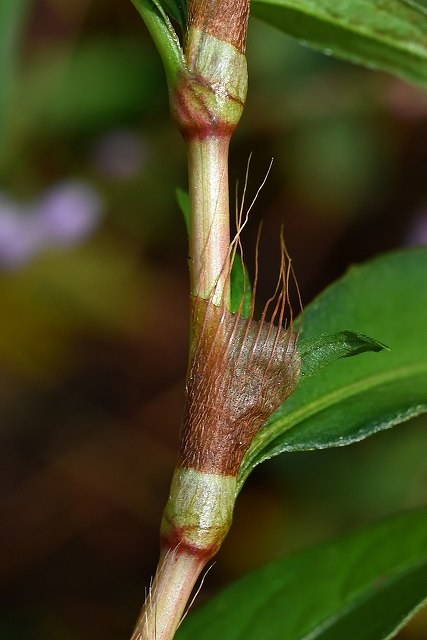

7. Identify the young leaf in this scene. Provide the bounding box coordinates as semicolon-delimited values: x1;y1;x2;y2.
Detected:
158;0;187;30
299;331;388;382
130;0;185;85
176;188;253;315
238;249;427;488
177;508;427;640
251;0;427;91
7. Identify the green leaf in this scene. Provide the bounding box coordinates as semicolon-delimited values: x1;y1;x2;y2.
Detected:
299;331;388;382
251;0;427;91
158;0;187;30
177;508;427;640
176;188;253;315
130;0;184;85
238;249;427;488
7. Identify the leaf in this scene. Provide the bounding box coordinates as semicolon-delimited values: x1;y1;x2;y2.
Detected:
251;0;427;91
177;508;427;640
238;249;427;488
176;188;253;315
158;0;187;30
299;331;388;383
130;0;184;84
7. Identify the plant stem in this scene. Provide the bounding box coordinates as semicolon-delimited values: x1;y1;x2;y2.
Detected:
130;548;206;640
130;2;250;638
188;136;231;304
131;469;236;640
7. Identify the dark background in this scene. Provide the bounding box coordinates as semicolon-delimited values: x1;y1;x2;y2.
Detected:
1;1;427;638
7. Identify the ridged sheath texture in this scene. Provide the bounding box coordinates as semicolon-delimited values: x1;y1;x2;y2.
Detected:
178;296;300;476
187;0;250;53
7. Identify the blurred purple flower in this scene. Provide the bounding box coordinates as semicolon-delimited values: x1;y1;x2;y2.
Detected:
0;181;102;269
92;129;146;180
0;196;42;267
35;181;101;245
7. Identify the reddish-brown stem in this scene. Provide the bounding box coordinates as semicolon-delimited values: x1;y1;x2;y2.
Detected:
131;547;208;640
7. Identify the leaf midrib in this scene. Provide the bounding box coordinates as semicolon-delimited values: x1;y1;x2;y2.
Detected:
301;559;427;640
252;359;427;452
252;0;427;60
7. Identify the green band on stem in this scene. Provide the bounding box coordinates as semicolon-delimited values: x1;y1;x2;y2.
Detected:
162;467;236;552
186;27;248;108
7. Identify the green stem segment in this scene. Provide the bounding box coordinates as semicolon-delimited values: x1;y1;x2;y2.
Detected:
172;25;248;303
187;137;231;303
132;551;205;640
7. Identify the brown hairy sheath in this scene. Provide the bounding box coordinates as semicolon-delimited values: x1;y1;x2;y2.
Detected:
178;291;300;476
187;0;250;54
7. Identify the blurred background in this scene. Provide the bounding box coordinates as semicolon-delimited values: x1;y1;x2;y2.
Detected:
1;1;427;638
